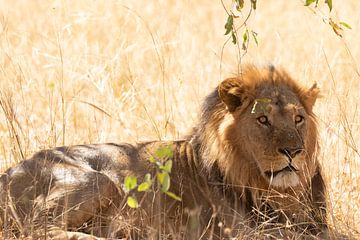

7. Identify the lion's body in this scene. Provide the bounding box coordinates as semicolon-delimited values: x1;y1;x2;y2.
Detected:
0;66;327;239
0;141;248;239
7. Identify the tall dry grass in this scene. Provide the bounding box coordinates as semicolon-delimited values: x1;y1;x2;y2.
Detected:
0;0;359;238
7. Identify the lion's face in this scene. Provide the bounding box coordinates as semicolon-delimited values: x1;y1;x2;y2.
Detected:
235;86;311;188
218;67;319;189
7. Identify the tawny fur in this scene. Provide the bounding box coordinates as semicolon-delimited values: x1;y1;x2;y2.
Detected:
0;65;326;239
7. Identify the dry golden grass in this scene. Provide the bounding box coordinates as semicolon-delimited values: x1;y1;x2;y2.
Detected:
0;0;359;238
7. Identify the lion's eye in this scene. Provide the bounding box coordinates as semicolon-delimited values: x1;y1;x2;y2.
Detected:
257;116;269;125
295;115;304;125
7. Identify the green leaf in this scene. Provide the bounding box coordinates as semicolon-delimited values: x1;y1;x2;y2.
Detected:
235;0;244;10
157;172;170;192
127;196;138;208
251;102;258;114
224;15;234;35
325;0;332;11
138;173;152;192
138;181;152;192
149;156;156;163
155;146;173;159
242;30;248;50
160;160;173;173
251;98;272;114
231;32;237;44
124;175;137;191
157;172;165;184
339;21;352;30
251;31;258;46
251;0;257;10
165;191;182;201
305;0;316;6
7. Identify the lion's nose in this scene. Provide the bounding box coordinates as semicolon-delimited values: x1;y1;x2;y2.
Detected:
278;148;303;159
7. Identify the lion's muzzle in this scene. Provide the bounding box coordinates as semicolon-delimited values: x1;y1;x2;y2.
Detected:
264;164;298;178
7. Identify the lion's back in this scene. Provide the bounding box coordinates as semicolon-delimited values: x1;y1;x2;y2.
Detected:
0;143;155;234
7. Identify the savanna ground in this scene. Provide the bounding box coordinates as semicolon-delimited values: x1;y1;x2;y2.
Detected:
0;0;359;238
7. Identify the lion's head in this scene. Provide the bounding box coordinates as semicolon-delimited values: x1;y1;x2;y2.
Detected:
195;65;320;191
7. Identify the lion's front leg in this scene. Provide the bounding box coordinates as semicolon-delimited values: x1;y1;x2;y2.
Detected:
47;229;105;240
310;168;327;226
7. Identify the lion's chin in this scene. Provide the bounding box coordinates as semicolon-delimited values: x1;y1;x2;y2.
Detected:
267;171;300;188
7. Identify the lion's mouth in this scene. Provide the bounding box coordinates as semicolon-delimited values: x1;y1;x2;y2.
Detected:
264;164;298;178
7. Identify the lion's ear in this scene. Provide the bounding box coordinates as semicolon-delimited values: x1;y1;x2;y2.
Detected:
303;83;320;110
218;78;248;112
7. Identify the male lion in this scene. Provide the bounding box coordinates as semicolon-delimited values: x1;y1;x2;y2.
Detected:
0;65;326;239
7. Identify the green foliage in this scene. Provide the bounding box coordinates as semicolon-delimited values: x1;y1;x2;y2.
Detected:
250;0;257;10
124;175;137;191
305;0;331;11
155;146;173;159
224;14;238;45
157;172;170;192
235;0;244;10
242;29;249;50
224;1;259;47
329;18;352;37
123;145;181;209
138;174;152;192
325;0;332;11
160;160;173;173
339;22;352;30
251;98;272;114
224;15;234;35
137;181;152;192
303;0;352;37
305;0;317;6
165;191;182;201
127;196;138;208
224;0;350;49
149;155;156;163
231;32;237;44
